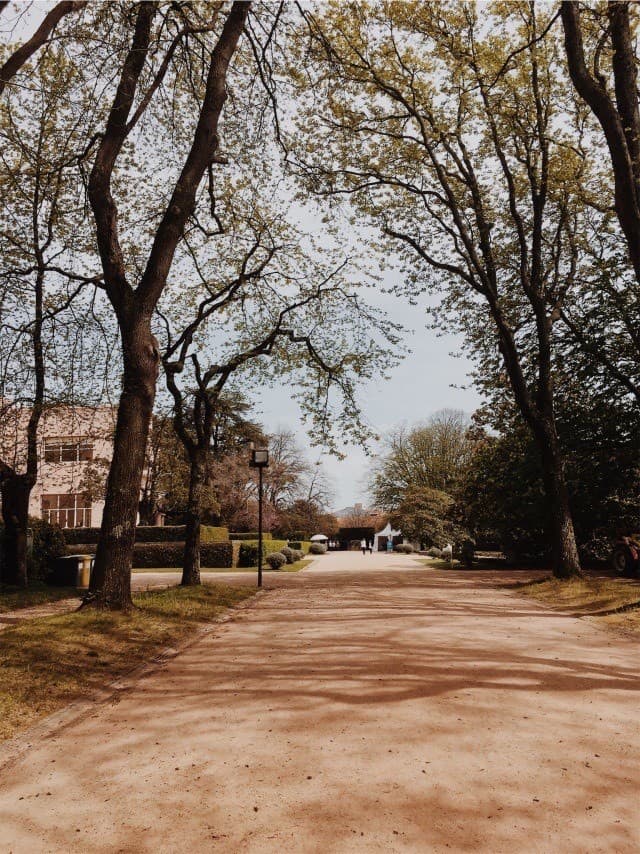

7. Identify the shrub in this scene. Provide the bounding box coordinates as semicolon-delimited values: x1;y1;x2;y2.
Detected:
63;525;222;545
200;526;229;543
30;519;67;581
288;541;302;550
230;532;273;541
427;547;442;558
309;542;327;555
293;548;305;561
131;542;233;568
395;543;414;554
237;539;288;567
265;552;286;570
280;546;295;564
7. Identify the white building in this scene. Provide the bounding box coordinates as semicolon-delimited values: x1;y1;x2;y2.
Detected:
0;405;116;529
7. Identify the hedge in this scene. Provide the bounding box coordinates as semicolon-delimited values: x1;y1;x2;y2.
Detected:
237;539;288;567
230;532;273;541
200;526;229;542
64;525;229;546
288;540;312;554
132;541;233;568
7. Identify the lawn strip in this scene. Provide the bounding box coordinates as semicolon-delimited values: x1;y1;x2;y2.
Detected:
0;584;79;613
517;576;640;632
0;583;254;743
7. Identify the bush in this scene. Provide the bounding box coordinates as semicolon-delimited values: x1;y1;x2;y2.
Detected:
265;552;286;570
395;543;414;554
30;519;67;581
63;525;224;545
237;539;288;567
293;548;305;561
427;547;442;558
131;542;233;568
230;532;273;541
288;541;302;550
200;526;229;542
309;542;327;555
280;546;295;564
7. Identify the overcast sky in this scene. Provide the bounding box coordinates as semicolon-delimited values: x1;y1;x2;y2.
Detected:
255;266;482;511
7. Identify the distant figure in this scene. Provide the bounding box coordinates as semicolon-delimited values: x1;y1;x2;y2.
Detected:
442;543;453;565
386;538;393;553
361;538;367;555
367;539;373;554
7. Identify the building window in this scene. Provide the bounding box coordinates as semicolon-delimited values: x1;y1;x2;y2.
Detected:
44;438;94;463
41;494;92;528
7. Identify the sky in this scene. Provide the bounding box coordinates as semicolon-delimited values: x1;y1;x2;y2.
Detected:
255;272;482;511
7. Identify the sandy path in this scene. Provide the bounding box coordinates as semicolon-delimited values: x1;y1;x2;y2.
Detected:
0;552;638;853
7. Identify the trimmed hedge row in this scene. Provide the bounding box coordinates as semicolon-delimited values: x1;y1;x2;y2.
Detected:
132;542;233;568
64;525;229;545
67;541;233;568
230;532;273;541
237;538;288;567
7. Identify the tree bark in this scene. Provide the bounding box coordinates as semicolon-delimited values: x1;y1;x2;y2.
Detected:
88;324;159;609
561;1;640;283
182;449;207;586
85;2;249;609
533;422;582;578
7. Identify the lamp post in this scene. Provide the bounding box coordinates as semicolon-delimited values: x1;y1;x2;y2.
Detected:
249;447;269;587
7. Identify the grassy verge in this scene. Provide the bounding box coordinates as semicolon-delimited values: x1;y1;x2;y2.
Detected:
0;583;254;743
133;558;313;574
518;576;640;633
280;558;313;573
0;583;79;613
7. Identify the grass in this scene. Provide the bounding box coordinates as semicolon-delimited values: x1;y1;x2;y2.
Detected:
0;583;254;743
0;583;79;613
517;575;640;633
133;557;313;574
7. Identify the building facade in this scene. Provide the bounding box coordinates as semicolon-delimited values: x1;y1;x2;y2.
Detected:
0;405;116;529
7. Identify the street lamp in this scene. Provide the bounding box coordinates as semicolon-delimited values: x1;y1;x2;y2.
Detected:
249;447;269;587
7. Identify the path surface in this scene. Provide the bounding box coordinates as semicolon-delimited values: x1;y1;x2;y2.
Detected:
0;552;638;853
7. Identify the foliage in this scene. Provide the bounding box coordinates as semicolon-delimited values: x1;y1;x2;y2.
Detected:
131;543;233;570
389;487;460;549
200;527;230;543
370;411;474;509
309;542;327;555
29;520;67;582
237;539;289;567
426;547;443;558
265;552;287;570
280;546;295;564
394;543;414;554
63;526;228;545
230;532;273;541
459;393;640;562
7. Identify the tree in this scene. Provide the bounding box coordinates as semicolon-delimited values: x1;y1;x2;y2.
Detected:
0;44;103;585
389;486;456;549
293;1;600;577
78;2;250;609
369;410;473;512
561;2;640;284
0;1;85;97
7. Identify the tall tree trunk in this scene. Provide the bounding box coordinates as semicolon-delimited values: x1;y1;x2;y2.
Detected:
88;324;159;610
535;424;582;578
182;449;206;586
0;474;32;587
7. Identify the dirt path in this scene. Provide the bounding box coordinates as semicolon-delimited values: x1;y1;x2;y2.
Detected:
0;552;638;853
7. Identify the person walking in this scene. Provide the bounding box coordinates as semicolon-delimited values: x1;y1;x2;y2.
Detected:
367;539;373;554
361;538;367;555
